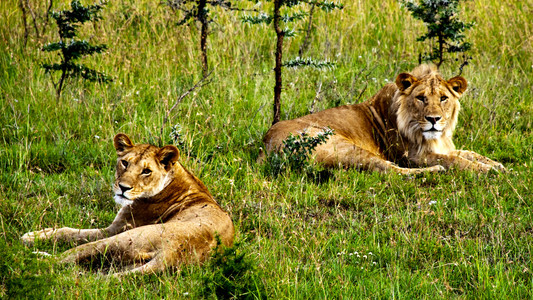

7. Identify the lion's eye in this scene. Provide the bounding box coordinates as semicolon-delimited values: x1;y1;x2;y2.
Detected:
142;168;152;175
440;96;448;102
416;95;426;102
121;160;128;168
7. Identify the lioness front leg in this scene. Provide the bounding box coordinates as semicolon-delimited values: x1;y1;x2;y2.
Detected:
22;205;132;246
21;227;107;246
60;225;162;270
61;222;217;276
454;150;506;172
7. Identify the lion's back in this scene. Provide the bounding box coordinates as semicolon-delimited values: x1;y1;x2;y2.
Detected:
263;102;377;154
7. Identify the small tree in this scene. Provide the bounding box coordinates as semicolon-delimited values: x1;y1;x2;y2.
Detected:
42;0;111;100
166;0;247;77
402;0;474;72
242;1;343;125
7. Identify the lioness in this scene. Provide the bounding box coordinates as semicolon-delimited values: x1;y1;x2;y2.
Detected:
263;64;505;174
22;133;234;275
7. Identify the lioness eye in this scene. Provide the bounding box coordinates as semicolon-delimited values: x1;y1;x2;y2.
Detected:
121;160;128;168
416;95;426;102
440;96;448;102
142;168;152;175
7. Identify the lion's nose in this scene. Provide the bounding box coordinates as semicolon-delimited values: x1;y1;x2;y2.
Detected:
119;184;132;194
425;116;441;125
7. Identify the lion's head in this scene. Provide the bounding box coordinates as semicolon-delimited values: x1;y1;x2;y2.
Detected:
393;64;467;147
112;134;180;206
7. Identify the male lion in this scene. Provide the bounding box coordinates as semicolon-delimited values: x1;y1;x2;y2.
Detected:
263;64;505;174
22;133;234;275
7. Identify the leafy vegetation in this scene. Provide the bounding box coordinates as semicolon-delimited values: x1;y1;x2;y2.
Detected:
0;0;531;298
264;128;334;176
401;0;474;71
201;238;267;299
42;0;111;100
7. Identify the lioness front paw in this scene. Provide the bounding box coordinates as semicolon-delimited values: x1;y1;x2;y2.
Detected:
491;162;506;172
476;163;493;173
21;228;58;246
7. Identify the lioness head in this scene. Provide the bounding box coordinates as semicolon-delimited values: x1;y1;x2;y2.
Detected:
394;64;467;143
112;133;179;206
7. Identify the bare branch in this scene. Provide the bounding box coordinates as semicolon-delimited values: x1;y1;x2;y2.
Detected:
25;0;40;37
159;70;213;145
42;0;54;34
298;3;315;57
19;0;29;47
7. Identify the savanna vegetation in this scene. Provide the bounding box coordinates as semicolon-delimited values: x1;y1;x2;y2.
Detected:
1;0;532;298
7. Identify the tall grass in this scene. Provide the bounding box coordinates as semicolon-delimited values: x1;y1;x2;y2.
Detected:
1;0;531;298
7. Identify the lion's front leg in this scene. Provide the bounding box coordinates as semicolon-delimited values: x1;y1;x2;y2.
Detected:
313;139;444;175
21;227;107;246
421;153;495;173
454;150;506;172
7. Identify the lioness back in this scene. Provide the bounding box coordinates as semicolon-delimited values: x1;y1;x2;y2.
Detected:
263;64;504;174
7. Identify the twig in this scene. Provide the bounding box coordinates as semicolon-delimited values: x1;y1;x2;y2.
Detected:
346;67;366;99
298;3;315;57
308;81;322;113
506;179;527;206
159;70;213;145
355;66;377;103
355;84;367;103
247;103;266;137
42;0;54;35
25;0;41;37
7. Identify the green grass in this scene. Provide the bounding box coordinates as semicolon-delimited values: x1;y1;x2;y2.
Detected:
1;0;532;298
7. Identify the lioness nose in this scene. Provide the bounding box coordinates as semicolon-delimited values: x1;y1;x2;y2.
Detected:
119;184;132;194
425;116;441;125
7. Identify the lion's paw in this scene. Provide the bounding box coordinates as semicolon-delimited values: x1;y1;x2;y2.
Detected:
21;228;57;246
427;165;446;172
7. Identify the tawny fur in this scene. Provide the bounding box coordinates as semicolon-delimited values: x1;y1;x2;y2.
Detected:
22;133;234;275
263;64;505;174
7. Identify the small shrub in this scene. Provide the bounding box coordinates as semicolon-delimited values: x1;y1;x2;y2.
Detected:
201;238;267;299
0;240;56;299
265;128;334;176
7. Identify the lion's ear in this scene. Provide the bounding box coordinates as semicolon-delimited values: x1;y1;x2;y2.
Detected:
114;134;134;153
395;73;418;91
158;145;180;171
447;76;467;94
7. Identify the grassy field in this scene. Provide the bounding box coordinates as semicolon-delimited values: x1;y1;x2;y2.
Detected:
1;0;532;298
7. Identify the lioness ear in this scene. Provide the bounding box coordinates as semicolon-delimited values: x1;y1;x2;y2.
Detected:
447;76;468;94
395;73;418;91
158;145;180;171
114;134;134;153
